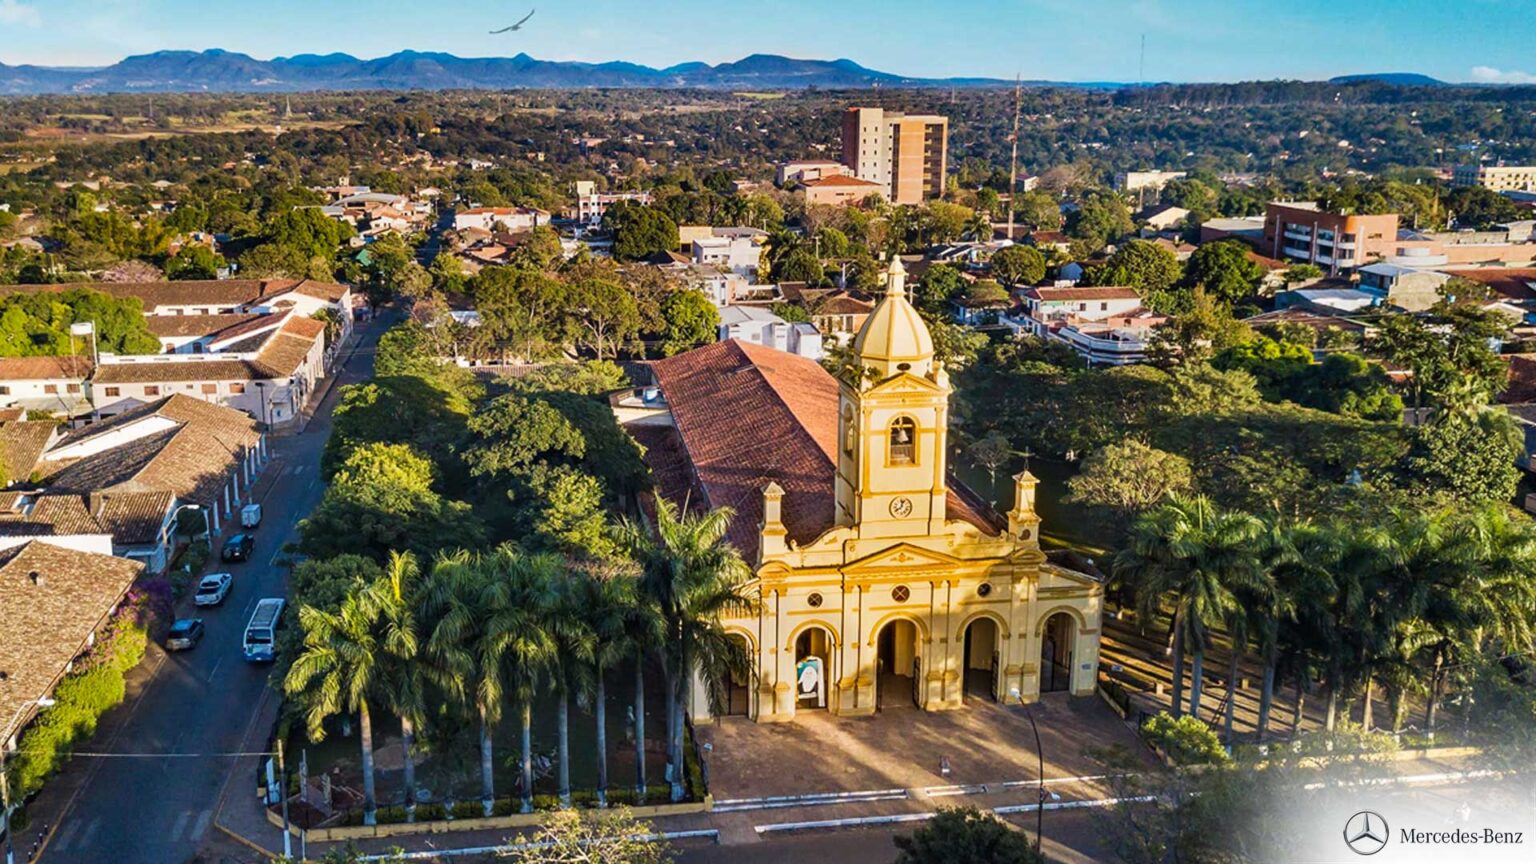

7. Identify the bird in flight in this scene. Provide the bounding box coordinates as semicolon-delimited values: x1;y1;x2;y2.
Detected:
490;9;535;33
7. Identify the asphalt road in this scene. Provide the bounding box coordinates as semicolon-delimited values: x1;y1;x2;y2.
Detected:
30;318;383;864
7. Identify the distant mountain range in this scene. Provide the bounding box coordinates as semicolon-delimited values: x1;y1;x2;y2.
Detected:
0;50;1028;95
1327;72;1446;86
0;50;1464;96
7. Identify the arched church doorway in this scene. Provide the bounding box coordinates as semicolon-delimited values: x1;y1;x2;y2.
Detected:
962;617;1000;703
875;619;922;710
1041;613;1075;694
793;627;834;711
724;634;752;716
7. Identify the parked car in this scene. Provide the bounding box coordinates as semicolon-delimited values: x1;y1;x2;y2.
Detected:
193;573;233;606
221;533;255;562
166;618;205;651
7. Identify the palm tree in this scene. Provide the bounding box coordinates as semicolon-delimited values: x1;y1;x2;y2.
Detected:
423;546;557;817
1116;495;1263;721
578;566;656;807
488;546;563;814
284;588;387;826
1260;521;1339;741
545;569;596;809
370;551;426;820
615;498;754;802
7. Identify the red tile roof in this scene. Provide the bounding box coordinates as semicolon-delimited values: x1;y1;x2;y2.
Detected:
0;356;93;381
645;340;998;562
1452;269;1536;302
802;175;882;188
0;540;142;746
1025;286;1142;302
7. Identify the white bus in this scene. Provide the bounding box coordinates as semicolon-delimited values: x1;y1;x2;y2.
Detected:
243;598;286;662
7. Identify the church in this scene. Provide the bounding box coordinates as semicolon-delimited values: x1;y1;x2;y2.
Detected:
619;258;1104;722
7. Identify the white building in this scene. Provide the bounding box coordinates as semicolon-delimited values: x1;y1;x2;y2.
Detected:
1009;286;1162;366
569;181;653;226
692;234;764;278
453;207;551;233
1114;170;1187;193
0;357;93;414
91;314;328;428
717;307;823;360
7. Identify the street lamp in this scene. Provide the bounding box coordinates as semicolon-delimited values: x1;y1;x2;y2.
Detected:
1010;687;1060;854
2;698;57;864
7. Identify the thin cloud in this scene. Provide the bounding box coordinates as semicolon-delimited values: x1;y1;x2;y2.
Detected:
1470;65;1536;84
0;0;40;27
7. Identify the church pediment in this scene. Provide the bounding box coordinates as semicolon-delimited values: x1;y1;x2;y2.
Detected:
843;542;965;575
864;373;946;396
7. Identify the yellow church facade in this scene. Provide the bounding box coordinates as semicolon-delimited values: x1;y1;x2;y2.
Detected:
632;258;1104;723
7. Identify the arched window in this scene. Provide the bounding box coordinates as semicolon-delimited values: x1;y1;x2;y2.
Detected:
842;407;856;456
889;417;916;465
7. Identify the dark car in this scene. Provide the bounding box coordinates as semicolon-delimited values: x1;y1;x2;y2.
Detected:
166;618;204;651
221;533;255;562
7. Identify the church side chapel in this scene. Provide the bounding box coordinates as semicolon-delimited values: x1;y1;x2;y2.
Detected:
619;258;1103;723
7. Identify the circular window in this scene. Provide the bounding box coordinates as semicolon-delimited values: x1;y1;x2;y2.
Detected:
977;583;993;598
897;362;912;371
892;585;911;603
1020;528;1033;541
806;592;824;608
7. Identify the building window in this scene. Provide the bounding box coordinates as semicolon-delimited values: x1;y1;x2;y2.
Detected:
43;385;57;395
0;386;9;396
806;592;824;608
889;417;916;465
67;384;80;394
231;383;246;394
842;407;856;456
977;582;993;598
892;585;911;603
202;384;218;394
144;385;161;396
104;386;120;397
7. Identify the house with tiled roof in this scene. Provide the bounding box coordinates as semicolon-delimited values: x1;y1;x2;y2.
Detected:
801;174;882;207
90;313;327;427
618;258;1102;723
32;393;267;536
0;489;179;572
0;539;143;748
0;356;94;414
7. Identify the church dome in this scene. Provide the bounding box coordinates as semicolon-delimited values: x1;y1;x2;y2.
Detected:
851;257;934;378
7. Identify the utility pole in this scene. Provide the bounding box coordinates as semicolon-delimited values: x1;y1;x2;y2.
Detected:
277;738;292;859
1139;34;1147;85
1006;74;1023;243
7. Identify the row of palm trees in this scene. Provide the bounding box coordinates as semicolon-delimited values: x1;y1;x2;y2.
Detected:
1114;494;1536;742
283;499;753;826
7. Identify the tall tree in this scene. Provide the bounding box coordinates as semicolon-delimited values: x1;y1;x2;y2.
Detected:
614;499;753;801
1116;495;1264;720
284;587;389;825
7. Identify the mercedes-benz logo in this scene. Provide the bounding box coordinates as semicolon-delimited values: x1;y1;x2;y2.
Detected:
1344;810;1390;855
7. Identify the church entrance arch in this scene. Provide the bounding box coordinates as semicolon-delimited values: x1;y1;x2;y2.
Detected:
875;618;922;710
724;634;752;717
793;626;835;711
962;616;1001;703
1041;612;1075;694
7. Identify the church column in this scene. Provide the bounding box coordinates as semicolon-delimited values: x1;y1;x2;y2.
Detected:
1004;570;1026;705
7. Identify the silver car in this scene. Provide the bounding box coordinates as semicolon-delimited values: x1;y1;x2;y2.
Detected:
193;573;233;606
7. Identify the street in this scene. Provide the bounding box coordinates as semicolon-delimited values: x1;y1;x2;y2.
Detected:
20;317;384;864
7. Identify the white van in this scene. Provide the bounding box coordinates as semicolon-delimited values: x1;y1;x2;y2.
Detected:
243;598;286;662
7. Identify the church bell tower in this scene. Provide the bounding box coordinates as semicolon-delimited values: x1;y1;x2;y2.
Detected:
834;258;952;539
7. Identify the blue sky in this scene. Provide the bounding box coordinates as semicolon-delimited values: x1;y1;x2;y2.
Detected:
0;0;1532;83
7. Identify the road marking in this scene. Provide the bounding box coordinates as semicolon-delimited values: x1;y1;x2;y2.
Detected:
191;809;213;841
207;655;224;684
169;810;192;842
77;817;101;850
50;820;78;852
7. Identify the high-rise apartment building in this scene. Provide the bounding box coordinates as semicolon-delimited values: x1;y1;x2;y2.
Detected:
1454;164;1536;193
840;107;948;205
